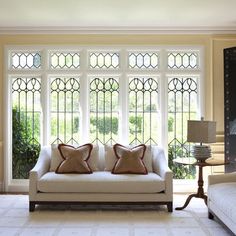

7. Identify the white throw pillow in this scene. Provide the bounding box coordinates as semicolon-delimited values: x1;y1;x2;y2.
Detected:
104;144;117;171
104;144;153;172
87;145;99;171
50;144;99;172
142;145;153;172
50;144;63;172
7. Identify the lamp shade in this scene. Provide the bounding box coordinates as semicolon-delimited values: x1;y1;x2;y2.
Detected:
187;120;216;143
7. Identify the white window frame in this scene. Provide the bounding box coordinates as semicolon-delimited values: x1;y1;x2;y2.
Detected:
4;45;204;192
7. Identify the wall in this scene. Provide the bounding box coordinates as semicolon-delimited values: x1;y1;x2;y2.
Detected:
0;33;235;190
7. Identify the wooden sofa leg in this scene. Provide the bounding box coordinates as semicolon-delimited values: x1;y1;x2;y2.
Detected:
167;202;173;212
29;202;35;212
208;211;214;219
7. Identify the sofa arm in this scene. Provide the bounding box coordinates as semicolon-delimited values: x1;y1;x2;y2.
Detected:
29;146;51;199
208;172;236;186
152;147;173;197
152;147;171;177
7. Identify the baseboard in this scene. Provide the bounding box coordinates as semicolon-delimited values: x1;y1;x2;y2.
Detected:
5;182;28;193
2;179;29;193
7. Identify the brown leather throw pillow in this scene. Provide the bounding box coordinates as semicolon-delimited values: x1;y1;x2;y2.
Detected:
112;143;147;174
56;143;93;174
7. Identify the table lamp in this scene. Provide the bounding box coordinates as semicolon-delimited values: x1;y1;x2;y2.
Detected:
187;118;216;162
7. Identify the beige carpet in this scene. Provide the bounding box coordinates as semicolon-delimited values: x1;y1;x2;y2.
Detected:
0;194;233;236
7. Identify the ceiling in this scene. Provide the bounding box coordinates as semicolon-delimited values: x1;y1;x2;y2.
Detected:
1;0;236;33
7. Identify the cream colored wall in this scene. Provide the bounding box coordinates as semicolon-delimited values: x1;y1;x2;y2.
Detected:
0;33;235;187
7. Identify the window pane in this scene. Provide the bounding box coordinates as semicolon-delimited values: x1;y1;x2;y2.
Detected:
50;77;80;144
8;47;203;185
168;77;198;179
12;77;41;179
129;77;159;145
129;52;159;69
89;52;119;69
11;52;41;69
90;77;119;145
50;52;80;69
168;52;198;69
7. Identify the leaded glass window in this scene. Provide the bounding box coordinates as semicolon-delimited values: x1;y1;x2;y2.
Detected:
129;77;159;145
50;52;80;69
90;77;119;145
6;46;202;186
12;77;41;179
50;77;80;145
11;52;41;69
89;52;119;69
129;52;159;69
168;52;198;69
168;77;198;178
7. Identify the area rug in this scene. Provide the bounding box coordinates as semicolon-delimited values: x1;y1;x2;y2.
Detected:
0;194;233;236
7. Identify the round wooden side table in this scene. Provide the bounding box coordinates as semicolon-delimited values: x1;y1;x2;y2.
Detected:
174;158;228;211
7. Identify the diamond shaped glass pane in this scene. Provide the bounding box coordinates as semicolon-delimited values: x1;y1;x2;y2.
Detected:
11;52;41;69
50;52;80;69
89;52;120;69
168;52;198;69
128;53;159;69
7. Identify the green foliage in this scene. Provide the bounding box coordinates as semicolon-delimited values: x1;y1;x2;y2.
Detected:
12;107;40;179
73;116;79;133
145;104;157;112
129;116;142;134
12;104;195;180
90;117;118;135
168;116;174;132
90;115;143;136
168;146;196;179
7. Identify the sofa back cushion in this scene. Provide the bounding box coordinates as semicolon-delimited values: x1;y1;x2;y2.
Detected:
50;144;62;171
104;144;153;172
48;144;159;172
50;144;99;172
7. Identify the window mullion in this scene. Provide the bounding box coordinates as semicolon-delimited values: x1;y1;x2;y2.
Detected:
41;49;50;145
80;49;89;143
160;49;169;153
4;64;13;191
199;47;205;118
119;49;129;144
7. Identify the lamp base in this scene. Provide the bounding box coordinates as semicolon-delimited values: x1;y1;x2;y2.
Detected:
192;145;211;161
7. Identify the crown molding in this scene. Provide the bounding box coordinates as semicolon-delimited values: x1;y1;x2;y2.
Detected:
0;26;236;35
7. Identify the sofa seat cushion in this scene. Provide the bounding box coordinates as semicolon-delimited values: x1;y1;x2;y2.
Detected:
38;171;165;193
208;182;236;223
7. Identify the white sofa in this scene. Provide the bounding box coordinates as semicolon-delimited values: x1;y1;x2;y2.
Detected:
29;145;173;212
208;172;236;234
